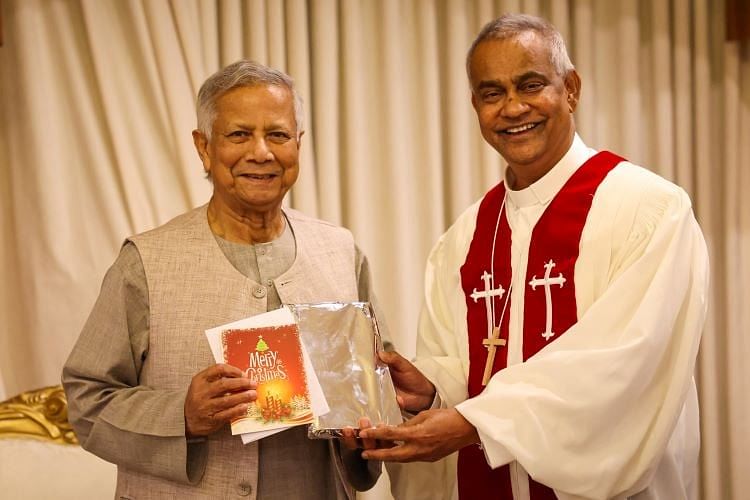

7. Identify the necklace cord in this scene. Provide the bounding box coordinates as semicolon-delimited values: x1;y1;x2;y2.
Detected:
489;193;513;338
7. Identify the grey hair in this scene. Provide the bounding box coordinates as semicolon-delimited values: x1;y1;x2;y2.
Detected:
196;60;304;141
466;13;574;78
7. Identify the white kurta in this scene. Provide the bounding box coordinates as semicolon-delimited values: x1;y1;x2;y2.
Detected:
410;135;709;500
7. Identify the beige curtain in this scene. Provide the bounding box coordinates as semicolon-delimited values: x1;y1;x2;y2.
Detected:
0;1;747;499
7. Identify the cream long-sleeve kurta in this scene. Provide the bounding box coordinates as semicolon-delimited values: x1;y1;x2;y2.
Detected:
412;135;709;500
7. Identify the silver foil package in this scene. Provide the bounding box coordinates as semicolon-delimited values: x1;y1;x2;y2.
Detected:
286;302;403;439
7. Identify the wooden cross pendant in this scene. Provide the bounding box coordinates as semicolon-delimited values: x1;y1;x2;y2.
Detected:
481;326;507;386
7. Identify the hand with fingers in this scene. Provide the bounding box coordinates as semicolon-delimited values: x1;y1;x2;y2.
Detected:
378;350;436;413
358;408;480;463
184;363;258;437
340;417;397;452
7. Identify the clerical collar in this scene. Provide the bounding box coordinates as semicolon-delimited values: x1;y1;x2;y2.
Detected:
504;133;596;209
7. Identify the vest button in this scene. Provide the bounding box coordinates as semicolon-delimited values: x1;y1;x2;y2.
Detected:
237;481;253;496
253;286;267;299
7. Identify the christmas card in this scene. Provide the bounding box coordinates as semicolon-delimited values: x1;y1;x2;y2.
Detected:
205;307;329;441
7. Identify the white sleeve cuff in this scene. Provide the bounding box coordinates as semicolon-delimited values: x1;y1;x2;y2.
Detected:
455;400;514;468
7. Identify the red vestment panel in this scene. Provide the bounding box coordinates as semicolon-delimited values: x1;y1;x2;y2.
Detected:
458;151;624;499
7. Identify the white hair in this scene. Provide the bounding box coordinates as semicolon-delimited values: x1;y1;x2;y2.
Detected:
466;13;575;77
196;60;304;141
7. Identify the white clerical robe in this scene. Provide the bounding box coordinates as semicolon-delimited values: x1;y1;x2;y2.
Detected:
408;134;708;500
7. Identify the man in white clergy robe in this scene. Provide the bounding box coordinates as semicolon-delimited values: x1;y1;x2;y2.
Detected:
358;13;709;500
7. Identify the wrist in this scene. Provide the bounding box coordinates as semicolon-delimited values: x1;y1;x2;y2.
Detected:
421;385;437;411
453;409;480;447
407;385;437;413
184;416;203;439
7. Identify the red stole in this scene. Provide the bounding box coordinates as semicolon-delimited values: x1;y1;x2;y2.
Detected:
457;151;624;499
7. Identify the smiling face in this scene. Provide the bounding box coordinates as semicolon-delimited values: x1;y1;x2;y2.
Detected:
468;32;580;189
193;84;301;218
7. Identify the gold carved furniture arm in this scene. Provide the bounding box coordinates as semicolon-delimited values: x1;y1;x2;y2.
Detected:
0;385;78;444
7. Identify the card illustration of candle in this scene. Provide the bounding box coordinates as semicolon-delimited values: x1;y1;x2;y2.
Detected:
222;324;314;435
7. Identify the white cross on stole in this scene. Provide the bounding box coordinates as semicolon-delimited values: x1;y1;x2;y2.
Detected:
470;271;507;386
528;259;566;340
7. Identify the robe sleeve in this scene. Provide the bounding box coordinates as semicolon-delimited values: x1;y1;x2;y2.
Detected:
413;204;480;408
61;242;206;485
454;177;709;499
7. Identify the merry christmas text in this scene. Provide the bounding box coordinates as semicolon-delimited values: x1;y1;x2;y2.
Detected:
245;350;288;382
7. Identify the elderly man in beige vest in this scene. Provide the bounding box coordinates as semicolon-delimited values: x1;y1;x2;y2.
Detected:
62;60;382;499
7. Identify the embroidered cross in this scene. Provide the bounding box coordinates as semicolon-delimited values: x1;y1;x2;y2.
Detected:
470;271;506;339
482;326;506;386
528;260;566;341
471;271;508;386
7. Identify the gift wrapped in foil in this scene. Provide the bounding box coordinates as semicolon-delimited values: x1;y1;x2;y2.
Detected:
287;302;403;439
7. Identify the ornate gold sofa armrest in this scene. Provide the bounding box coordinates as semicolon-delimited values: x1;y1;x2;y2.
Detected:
0;385;78;445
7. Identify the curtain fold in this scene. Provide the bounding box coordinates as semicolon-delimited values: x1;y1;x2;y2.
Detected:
0;1;746;498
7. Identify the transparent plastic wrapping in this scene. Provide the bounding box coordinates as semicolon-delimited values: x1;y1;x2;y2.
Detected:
287;302;403;439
